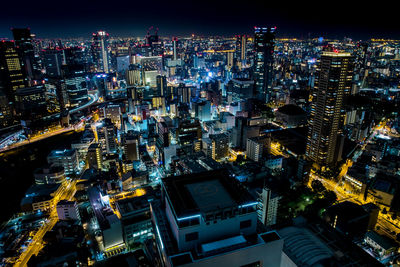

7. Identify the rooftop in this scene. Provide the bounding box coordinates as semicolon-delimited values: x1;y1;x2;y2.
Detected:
115;195;150;217
162;169;255;218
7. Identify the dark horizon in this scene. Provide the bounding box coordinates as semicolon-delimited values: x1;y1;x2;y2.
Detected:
1;0;400;40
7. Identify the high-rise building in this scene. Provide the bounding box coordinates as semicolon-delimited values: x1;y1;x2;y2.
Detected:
172;37;178;61
87;143;103;170
226;51;234;70
15;86;47;119
156;75;167;97
246;135;270;162
96;118;117;154
63;75;88;108
12;28;39;83
103;104;122;128
104;118;117;154
176;118;202;151
193;99;211;121
91;31;110;73
209;133;229;160
124;131;140;161
0;41;26;102
126;64;144;86
306;50;354;167
43;49;64;77
236;35;247;66
257;187;280;227
254;27;275;103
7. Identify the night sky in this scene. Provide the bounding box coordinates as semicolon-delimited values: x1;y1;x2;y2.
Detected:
0;0;399;39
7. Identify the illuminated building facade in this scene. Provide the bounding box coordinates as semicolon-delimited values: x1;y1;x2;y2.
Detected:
306;50;354;167
91;31;110;73
87;143;103;170
254;27;275;103
0;41;25;102
12;28;40;83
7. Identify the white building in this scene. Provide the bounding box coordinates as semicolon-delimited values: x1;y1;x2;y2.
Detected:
56;200;80;221
257;187;281;227
47;149;79;175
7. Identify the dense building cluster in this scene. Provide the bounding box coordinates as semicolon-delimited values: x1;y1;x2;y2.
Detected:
0;26;400;266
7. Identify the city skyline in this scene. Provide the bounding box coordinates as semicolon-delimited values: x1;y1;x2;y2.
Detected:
1;3;400;265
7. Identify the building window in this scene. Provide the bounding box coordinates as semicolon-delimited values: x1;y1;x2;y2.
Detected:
185;232;199;242
240;219;252;229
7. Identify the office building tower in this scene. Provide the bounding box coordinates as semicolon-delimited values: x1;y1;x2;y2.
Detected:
228;78;254;99
87;143;103;170
246;135;270;162
209;133;229;160
124;131;140;161
104;118;117;154
227;51;234;70
152;169;284;267
172;37;178;61
116;55;130;74
176;118;202;151
63;46;87;75
157;75;167;97
12;28;39;82
15;86;47;119
193;99;211;121
306;50;354;167
254;27;275;103
236;35;247;65
0;41;25;102
43;49;64;77
91;31;110;73
103;104;122;128
232;117;260;150
240;35;246;62
126;64;144;86
157;120;170;148
64;75;88;108
257;187;280;227
177;84;192;104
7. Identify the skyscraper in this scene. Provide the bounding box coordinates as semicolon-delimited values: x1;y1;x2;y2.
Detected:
306;50;354;167
257;187;280;227
254;27;275;103
172;37;178;61
91;31;110;73
12;28;38;83
87;143;103;170
236;34;247;66
0;41;26;102
43;49;64;77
